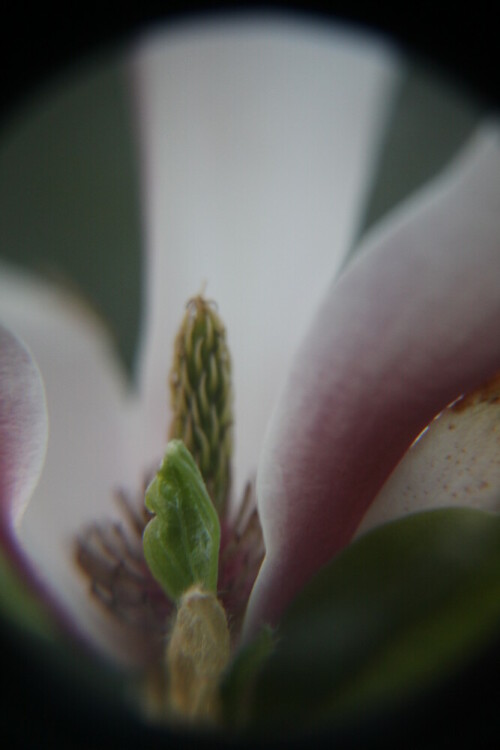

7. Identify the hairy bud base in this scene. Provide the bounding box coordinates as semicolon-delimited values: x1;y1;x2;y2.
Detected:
167;585;230;723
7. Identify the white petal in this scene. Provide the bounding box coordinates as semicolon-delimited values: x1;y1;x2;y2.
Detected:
355;380;500;536
0;266;144;661
244;125;500;637
131;19;400;508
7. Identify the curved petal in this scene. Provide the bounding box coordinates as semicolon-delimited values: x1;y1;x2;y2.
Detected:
131;21;400;508
0;267;145;662
244;125;500;637
0;323;71;638
355;376;500;537
0;324;48;529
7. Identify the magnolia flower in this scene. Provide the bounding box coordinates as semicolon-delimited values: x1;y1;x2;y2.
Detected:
1;19;500;731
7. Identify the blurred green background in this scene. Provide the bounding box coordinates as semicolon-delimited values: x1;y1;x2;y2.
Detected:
0;55;143;373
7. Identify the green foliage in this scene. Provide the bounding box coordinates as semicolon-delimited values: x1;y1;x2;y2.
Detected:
0;58;142;374
0;546;57;643
353;65;481;253
143;440;221;602
248;508;500;732
220;625;275;728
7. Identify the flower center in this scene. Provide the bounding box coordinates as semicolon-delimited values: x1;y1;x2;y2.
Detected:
74;293;265;722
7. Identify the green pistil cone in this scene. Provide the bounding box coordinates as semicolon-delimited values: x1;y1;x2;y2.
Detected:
169;295;233;517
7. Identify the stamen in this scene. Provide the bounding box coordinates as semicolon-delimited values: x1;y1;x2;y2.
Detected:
73;292;266;721
218;481;265;639
74;487;171;649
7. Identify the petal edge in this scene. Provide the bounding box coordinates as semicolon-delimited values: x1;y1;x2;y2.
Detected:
245;125;500;637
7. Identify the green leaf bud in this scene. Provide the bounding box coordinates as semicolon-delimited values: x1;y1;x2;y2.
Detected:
143;440;221;602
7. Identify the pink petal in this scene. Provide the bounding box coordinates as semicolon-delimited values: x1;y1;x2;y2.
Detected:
0;323;47;531
244;126;500;637
132;21;399;509
0;323;65;630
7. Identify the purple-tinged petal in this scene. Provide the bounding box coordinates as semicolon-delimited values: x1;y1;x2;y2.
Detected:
0;323;67;632
131;21;400;508
0;267;148;662
244;126;500;637
0;323;47;531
